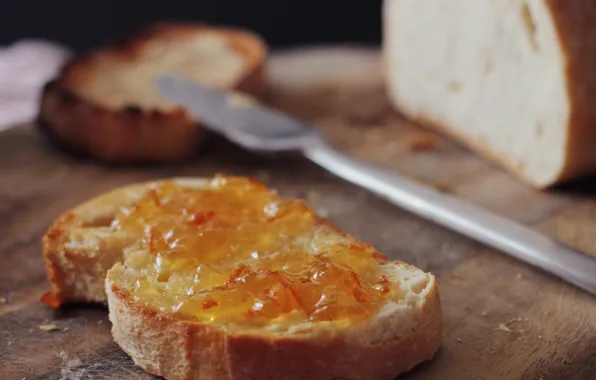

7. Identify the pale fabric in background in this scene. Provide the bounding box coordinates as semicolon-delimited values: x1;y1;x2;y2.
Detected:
0;40;71;131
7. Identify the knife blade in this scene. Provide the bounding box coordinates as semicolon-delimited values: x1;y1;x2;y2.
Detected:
156;75;596;296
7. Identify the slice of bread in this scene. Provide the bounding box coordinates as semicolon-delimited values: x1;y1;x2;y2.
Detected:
42;176;443;380
37;24;267;163
383;0;596;188
43;181;156;304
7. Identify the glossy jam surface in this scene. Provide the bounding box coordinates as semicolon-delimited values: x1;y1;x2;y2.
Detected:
112;175;393;325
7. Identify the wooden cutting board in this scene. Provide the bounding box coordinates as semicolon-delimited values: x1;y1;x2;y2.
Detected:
1;48;596;380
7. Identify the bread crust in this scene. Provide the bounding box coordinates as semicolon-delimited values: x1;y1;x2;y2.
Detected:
42;211;106;303
36;24;267;163
107;269;442;380
548;1;596;186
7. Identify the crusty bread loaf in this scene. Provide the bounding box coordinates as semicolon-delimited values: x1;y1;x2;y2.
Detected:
42;176;443;380
37;24;267;163
383;0;596;188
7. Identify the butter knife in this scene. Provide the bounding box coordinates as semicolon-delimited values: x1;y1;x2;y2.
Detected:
156;75;596;296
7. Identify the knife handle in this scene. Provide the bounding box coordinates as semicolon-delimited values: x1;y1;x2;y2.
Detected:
304;142;596;296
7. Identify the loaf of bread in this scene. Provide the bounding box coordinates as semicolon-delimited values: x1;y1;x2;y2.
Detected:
37;24;267;163
383;0;596;188
42;175;443;380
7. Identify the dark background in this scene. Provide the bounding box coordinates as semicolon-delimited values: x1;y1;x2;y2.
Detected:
0;0;383;51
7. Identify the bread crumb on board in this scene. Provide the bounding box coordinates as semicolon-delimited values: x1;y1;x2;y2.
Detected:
497;317;526;334
39;323;59;332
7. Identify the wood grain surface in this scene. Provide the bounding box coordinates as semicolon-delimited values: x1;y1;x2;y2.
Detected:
1;48;596;380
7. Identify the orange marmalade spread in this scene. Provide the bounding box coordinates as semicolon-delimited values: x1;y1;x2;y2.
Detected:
112;175;394;325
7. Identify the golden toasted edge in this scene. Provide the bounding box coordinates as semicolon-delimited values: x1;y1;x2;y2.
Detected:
36;23;268;163
106;262;442;380
42;178;209;305
43;211;79;304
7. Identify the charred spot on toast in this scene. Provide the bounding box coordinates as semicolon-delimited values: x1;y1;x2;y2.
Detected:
59;89;79;105
123;104;143;115
42;79;58;93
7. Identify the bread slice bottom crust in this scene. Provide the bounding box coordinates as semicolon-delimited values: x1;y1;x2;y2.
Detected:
107;262;442;380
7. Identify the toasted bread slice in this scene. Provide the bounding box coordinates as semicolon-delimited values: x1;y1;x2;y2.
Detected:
43;181;159;304
37;24;267;163
42;176;442;380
